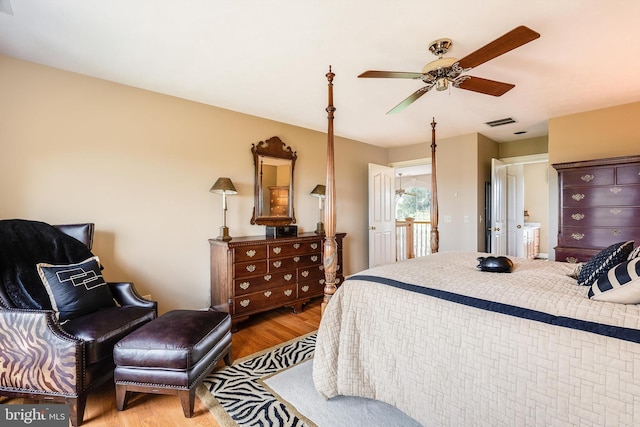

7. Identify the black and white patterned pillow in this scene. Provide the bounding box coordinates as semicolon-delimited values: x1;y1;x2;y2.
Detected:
577;241;634;286
588;258;640;303
37;256;115;321
628;245;640;261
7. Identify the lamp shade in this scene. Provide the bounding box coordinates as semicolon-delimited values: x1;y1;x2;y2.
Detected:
310;184;326;197
210;177;238;195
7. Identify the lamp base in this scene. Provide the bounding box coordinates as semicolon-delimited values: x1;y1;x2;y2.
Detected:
315;222;325;236
216;226;232;242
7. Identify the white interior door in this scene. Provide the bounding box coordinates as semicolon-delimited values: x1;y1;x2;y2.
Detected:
368;163;395;268
491;159;507;255
506;165;525;257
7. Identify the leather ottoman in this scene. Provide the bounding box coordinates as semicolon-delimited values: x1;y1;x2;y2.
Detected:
113;309;232;417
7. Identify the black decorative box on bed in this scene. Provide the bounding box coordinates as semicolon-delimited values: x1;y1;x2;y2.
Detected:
266;225;298;238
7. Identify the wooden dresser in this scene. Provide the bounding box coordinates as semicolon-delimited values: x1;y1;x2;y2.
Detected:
553;155;640;263
209;232;345;329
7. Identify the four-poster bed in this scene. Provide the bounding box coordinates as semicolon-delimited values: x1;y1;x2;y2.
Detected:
316;68;640;426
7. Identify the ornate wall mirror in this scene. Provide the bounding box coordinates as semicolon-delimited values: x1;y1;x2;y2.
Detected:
250;136;297;226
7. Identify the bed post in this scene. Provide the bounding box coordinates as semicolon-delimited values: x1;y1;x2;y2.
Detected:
430;118;439;253
322;66;338;315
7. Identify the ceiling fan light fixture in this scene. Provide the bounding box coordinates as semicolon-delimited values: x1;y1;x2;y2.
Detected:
435;78;448;91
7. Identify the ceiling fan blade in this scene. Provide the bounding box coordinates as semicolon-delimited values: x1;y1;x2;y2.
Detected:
387;86;432;114
457;26;540;70
359;70;423;79
455;76;515;96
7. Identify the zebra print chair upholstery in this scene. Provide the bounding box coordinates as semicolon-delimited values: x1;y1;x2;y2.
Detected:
0;219;157;426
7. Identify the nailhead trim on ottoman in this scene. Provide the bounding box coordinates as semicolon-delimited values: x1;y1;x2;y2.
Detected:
113;309;232;418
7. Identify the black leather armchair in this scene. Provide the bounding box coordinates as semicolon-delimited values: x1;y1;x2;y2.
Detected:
0;219;157;426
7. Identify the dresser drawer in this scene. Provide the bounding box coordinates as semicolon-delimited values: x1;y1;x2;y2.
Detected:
268;240;322;257
558;227;640;248
555;247;601;263
562;186;640;207
561;167;614;187
234;270;296;295
234;259;268;279
298;264;324;282
298;275;344;299
562;206;640;227
268;253;322;272
617;164;640;184
233;284;297;315
233;245;267;263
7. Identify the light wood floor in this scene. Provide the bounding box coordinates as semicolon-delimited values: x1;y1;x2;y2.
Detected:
4;299;322;427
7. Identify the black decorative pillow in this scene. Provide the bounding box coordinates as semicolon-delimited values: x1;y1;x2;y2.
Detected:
577;241;634;286
588;258;640;303
37;256;115;321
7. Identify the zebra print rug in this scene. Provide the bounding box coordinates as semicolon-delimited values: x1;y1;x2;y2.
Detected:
198;332;317;427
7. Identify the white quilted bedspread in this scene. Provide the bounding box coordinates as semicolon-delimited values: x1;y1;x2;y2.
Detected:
313;252;640;426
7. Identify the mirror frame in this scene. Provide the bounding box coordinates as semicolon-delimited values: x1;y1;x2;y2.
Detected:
250;136;297;226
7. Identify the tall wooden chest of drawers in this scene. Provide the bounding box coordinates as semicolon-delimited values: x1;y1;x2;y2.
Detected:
209;232;345;329
553;155;640;263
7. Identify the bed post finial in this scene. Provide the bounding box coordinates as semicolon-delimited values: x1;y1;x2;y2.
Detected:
322;67;338;316
430;118;439;253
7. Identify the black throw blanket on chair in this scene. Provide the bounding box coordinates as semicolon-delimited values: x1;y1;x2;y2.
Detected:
0;219;93;310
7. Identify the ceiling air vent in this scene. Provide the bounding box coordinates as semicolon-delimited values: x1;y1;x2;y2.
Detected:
484;117;517;127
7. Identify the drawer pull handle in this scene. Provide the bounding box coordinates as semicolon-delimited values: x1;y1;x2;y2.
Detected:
294;256;300;262
610;187;622;194
336;277;341;284
246;264;256;272
301;270;309;277
571;233;585;241
263;275;272;281
319;265;324;271
610;208;622;215
311;255;318;262
240;299;250;307
245;249;256;257
565;257;578;263
311;243;318;249
612;229;622;236
264;291;272;297
273;261;282;268
337;265;341;271
272;247;282;254
239;282;250;290
571;193;585;201
293;243;300;249
284;289;293;296
284;274;293;281
580;174;594;182
301;285;309;293
571;213;585;221
320;279;325;285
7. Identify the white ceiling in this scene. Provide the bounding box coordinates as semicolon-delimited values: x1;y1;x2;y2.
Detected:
2;1;640;148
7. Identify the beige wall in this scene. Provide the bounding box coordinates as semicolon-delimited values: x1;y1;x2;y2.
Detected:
549;101;640;164
0;55;387;314
499;136;548;159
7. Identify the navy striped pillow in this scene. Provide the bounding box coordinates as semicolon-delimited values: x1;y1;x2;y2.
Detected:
588;258;640;303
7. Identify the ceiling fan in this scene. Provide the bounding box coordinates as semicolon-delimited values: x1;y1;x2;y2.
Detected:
359;26;540;114
396;173;416;197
